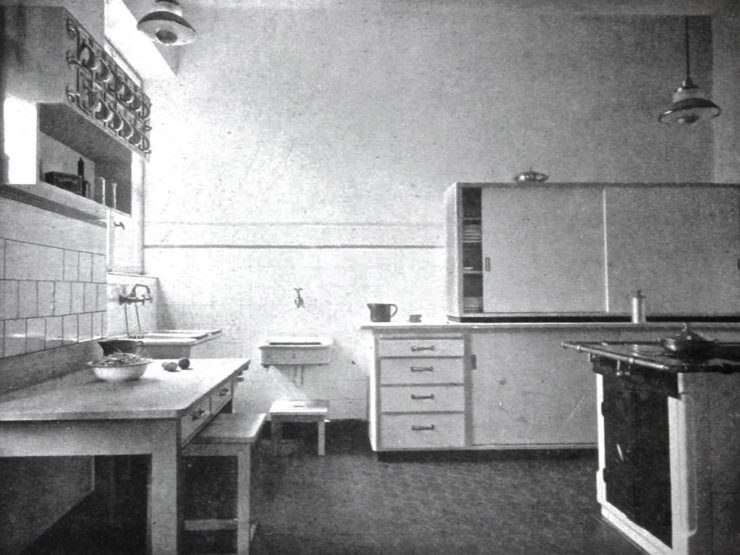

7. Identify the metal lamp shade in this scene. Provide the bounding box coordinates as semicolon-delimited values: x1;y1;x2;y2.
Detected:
658;17;720;126
137;0;196;46
659;80;721;125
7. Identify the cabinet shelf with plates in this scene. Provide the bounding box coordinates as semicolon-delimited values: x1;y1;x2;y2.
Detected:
2;7;149;210
446;182;740;320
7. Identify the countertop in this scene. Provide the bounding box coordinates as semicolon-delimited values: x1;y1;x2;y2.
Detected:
0;358;244;421
360;321;740;332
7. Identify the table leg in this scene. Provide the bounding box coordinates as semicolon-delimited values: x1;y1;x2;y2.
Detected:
237;447;251;555
318;419;326;456
148;423;180;554
271;420;282;456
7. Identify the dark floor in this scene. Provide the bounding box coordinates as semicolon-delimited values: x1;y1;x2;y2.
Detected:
24;421;645;555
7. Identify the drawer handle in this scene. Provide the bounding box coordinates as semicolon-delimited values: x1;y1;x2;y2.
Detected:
411;345;435;352
410;366;434;372
411;394;435;400
191;408;206;421
218;387;230;397
411;424;435;431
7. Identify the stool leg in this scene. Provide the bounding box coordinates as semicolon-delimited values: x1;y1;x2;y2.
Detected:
317;419;325;456
236;448;251;555
271;420;282;456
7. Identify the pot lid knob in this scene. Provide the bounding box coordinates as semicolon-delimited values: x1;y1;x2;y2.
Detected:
513;168;549;183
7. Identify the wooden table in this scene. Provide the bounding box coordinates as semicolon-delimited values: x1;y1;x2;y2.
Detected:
0;358;245;555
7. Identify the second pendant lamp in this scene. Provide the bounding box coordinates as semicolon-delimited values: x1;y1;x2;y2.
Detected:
658;16;720;126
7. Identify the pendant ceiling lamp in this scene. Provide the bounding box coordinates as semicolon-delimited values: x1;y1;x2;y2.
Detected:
137;0;196;46
658;17;720;125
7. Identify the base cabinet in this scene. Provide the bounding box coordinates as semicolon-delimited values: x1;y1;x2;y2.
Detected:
469;329;616;447
366;326;619;452
369;332;466;451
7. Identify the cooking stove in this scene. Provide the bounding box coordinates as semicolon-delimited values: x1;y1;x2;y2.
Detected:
564;340;740;555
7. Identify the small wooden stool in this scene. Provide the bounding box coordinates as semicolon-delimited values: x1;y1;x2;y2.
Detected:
269;400;328;456
183;412;266;555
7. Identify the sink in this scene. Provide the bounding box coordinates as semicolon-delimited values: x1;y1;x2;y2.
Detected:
259;336;333;367
111;329;222;358
134;329;220;341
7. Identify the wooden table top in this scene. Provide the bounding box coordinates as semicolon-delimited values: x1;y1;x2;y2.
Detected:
0;358;246;422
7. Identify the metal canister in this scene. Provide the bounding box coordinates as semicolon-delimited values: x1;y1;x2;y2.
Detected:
630;290;646;323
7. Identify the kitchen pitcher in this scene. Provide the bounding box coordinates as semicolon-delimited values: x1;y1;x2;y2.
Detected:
367;303;398;322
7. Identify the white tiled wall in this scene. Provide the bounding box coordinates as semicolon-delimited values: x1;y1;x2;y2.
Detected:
0;197;107;359
0;239;106;357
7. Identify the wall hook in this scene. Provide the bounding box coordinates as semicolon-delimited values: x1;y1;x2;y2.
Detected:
294;287;305;309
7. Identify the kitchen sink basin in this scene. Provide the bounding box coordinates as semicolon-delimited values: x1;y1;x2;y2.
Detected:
107;329;222;358
136;329;220;340
259;336;333;367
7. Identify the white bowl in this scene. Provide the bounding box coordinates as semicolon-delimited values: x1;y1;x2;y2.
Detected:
87;359;152;382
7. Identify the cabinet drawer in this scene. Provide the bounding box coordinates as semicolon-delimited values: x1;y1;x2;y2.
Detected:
380;414;465;449
210;380;233;414
180;397;211;445
380;358;464;385
381;385;464;413
377;338;464;358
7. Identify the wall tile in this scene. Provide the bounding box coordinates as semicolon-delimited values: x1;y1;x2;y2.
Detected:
26;318;46;353
92;312;103;339
54;281;71;315
83;282;97;312
64;250;79;282
62;315;78;345
78;313;92;342
5;241;64;281
78;252;92;282
46;316;63;349
5;319;26;356
0;280;18;319
97;284;107;311
91;254;106;283
37;281;55;317
18;281;37;318
71;282;84;313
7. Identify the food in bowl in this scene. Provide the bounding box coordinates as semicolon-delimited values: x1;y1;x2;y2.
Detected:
87;352;153;382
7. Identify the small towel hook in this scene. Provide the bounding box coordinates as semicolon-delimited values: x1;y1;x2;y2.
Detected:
294;287;305;309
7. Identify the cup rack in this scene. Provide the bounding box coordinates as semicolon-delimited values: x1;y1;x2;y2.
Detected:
64;16;151;158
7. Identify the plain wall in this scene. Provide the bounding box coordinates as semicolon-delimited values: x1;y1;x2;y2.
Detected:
143;5;718;419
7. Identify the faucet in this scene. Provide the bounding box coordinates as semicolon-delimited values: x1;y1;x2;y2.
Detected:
119;284;153;305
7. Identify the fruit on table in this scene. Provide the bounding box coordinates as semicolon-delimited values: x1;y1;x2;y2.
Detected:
178;358;191;369
162;361;178;372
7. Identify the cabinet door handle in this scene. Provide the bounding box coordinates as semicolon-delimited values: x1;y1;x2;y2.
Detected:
411;424;435;431
411;345;435;352
411;394;435;400
191;408;206;421
484;257;491;272
410;366;434;372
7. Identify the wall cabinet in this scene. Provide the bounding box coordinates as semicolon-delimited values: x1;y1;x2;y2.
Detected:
604;186;740;315
446;183;740;320
2;6;149;224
